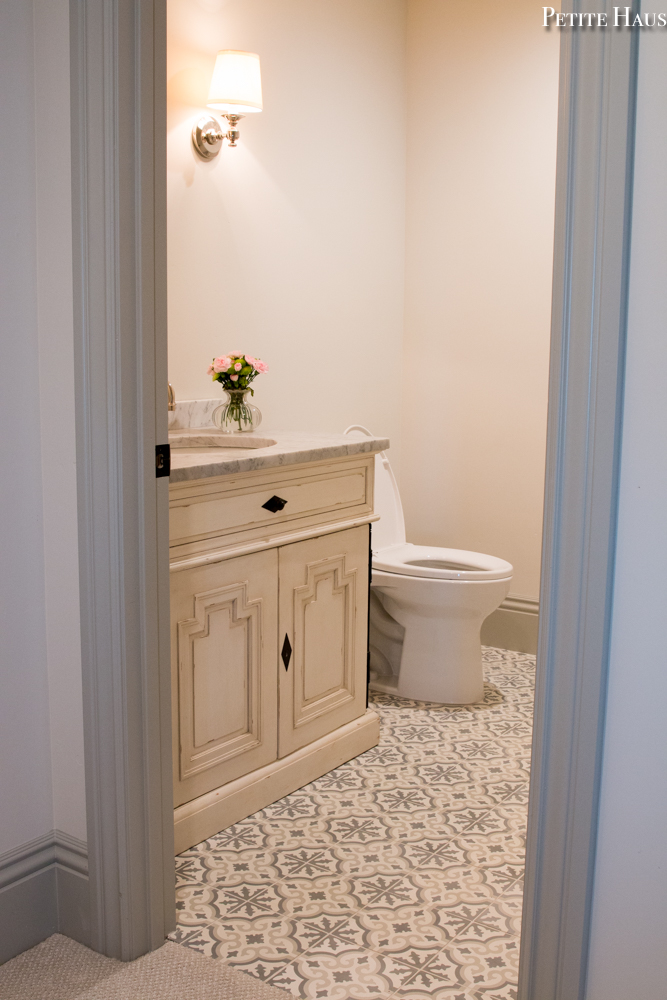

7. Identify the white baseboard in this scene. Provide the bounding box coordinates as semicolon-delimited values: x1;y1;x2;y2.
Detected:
174;710;380;854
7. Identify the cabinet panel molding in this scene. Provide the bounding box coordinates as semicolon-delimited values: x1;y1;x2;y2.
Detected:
178;582;263;779
171;550;278;806
279;526;370;758
293;554;357;724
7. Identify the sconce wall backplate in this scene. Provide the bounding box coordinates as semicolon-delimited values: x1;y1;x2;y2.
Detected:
192;116;223;160
192;114;245;159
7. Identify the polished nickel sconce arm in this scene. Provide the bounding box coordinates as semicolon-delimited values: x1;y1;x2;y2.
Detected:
192;114;244;159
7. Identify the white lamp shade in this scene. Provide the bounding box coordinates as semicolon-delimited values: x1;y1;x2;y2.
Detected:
207;50;263;114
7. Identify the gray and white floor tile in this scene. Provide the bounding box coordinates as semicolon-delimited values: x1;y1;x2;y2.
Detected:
172;646;534;1000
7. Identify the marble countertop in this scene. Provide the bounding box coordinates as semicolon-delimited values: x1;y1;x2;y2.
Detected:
168;429;390;483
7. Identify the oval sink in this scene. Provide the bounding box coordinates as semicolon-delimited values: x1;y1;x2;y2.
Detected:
169;430;277;450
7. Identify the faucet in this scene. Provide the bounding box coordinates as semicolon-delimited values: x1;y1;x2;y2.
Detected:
168;383;176;411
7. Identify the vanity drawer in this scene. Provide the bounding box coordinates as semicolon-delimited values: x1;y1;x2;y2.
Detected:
169;460;372;547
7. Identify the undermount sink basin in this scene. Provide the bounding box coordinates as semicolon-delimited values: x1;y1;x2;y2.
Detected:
169;429;277;450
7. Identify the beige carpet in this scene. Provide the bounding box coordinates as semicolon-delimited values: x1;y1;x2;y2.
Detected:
0;934;292;1000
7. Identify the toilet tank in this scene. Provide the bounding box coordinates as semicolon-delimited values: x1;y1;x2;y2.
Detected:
344;425;406;552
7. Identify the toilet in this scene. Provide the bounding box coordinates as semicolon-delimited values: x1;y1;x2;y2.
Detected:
344;426;513;705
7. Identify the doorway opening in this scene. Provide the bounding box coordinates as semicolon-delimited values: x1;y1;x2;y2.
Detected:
165;2;557;995
69;0;638;994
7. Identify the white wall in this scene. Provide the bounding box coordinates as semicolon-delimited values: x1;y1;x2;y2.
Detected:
401;0;559;599
0;0;53;854
585;28;667;1000
34;0;86;843
0;0;86;855
167;0;407;465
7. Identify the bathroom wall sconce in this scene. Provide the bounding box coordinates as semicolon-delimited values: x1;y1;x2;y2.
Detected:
192;50;263;160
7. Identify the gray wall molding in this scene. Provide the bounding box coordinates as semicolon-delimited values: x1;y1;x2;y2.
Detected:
482;596;540;655
0;829;88;891
518;4;639;999
500;596;539;617
69;0;173;960
0;831;90;963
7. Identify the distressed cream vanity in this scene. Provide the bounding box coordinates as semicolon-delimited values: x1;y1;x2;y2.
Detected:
169;430;388;852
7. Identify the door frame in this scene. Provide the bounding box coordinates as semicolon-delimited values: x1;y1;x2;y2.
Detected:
69;2;639;992
69;0;173;959
519;8;638;998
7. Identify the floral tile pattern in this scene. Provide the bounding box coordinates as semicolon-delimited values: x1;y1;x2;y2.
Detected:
171;646;535;1000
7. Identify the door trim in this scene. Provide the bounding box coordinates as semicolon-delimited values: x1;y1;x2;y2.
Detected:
519;7;639;998
70;0;640;984
69;0;173;959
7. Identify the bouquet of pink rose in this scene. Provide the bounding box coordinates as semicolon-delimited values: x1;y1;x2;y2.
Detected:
208;352;269;432
207;352;269;395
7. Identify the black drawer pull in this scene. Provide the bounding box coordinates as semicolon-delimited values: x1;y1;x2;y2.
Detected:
262;495;288;513
281;634;292;670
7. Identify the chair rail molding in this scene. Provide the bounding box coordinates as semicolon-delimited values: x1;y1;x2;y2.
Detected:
69;0;173;959
518;4;639;999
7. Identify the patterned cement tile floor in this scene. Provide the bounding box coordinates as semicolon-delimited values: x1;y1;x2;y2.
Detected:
171;647;535;1000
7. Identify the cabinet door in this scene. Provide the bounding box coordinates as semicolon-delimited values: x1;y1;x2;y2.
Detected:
171;550;278;807
278;525;369;757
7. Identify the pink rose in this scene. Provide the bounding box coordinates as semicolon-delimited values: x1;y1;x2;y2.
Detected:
230;373;239;381
213;355;231;373
206;363;214;375
234;362;242;371
253;360;269;373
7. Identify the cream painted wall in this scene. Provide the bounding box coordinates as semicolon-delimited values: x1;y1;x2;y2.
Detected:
585;28;667;999
168;0;558;601
167;0;407;463
401;0;559;600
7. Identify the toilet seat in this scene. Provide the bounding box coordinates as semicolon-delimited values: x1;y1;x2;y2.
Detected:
373;542;513;582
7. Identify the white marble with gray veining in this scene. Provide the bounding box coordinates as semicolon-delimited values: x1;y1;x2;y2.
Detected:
169;429;390;483
168;398;221;430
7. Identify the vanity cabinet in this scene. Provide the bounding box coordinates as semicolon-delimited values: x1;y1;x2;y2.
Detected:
169;448;381;852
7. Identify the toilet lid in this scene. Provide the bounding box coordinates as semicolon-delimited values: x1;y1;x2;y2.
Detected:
344;425;406;549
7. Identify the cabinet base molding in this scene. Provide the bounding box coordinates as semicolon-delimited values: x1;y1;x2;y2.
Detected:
174;710;380;853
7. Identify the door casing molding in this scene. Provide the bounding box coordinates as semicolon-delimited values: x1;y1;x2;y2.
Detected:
69;0;639;986
519;6;639;999
69;0;173;959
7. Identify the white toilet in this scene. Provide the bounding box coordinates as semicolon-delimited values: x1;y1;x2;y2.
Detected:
345;426;513;705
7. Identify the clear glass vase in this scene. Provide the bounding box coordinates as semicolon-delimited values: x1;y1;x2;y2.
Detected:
212;389;262;433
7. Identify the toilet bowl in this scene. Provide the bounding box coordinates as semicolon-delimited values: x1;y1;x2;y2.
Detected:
344;426;513;704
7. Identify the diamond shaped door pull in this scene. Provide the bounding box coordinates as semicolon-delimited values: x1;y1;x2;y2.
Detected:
281;634;292;670
262;495;288;513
